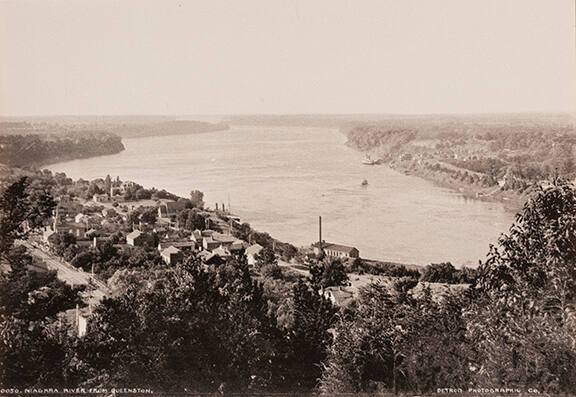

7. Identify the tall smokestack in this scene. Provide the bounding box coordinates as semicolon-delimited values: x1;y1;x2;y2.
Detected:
319;216;322;249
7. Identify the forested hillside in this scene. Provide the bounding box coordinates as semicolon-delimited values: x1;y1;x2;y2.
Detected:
0;131;125;167
345;114;576;197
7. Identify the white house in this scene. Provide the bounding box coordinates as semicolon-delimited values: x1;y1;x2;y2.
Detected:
245;243;263;266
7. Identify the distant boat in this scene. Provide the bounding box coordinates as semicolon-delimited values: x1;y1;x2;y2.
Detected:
361;179;368;186
362;155;378;165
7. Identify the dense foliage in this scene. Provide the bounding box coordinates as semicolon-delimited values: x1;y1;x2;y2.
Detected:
0;132;124;167
320;281;471;394
420;262;477;284
347;258;421;278
0;177;55;258
309;258;349;288
468;179;576;392
0;178;83;387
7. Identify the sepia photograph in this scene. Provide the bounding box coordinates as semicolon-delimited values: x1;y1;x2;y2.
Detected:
0;0;575;396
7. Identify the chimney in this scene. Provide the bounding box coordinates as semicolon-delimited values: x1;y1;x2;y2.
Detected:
319;216;322;249
215;203;219;211
222;203;225;212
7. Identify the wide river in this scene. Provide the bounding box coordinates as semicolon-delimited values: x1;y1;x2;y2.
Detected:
49;126;515;267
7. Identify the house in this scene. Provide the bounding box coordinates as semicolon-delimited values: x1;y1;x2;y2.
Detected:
198;250;225;266
202;236;221;251
126;230;147;247
229;239;248;253
160;246;183;265
158;240;196;252
199;229;217;237
93;236;112;249
158;200;188;219
245;243;263;266
314;242;359;259
202;232;237;251
54;222;88;239
212;245;231;258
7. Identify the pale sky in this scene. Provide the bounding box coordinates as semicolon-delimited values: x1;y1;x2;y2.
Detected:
0;0;575;116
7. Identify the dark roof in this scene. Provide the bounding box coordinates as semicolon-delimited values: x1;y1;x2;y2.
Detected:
159;240;196;249
212;233;237;244
320;242;358;254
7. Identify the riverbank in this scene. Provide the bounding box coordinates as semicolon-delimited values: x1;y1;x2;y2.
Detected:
386;158;526;211
342;114;575;214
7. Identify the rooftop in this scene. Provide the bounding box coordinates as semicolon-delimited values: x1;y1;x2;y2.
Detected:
246;243;264;256
161;246;181;255
317;242;358;254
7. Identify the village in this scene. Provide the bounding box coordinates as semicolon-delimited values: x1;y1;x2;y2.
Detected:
20;174;396;337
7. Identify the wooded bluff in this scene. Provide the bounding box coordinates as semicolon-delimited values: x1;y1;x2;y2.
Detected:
0;130;125;167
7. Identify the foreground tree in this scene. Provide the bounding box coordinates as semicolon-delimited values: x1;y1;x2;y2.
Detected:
0;176;55;258
0;247;84;322
189;190;204;209
255;246;277;268
0;248;84;387
284;279;337;389
468;179;576;393
420;262;457;283
309;258;349;289
319;280;471;394
73;258;281;392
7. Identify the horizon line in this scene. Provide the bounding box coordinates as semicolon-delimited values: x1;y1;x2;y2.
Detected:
1;110;576;119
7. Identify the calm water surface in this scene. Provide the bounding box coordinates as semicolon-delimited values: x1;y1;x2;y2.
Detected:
49;126;515;266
